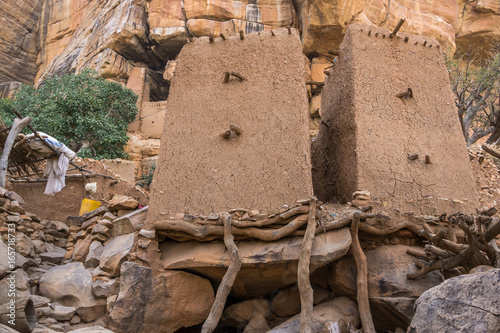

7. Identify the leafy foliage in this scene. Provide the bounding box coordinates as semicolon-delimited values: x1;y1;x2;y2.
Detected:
1;69;138;159
446;48;500;146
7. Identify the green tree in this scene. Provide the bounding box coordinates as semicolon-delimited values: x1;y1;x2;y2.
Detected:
446;48;500;146
1;68;138;159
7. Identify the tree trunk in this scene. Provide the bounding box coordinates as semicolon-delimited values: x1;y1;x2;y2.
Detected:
485;117;500;144
0;117;31;188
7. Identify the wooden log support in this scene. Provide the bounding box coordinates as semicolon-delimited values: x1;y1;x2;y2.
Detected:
288;27;292;34
271;30;275;36
408;218;500;279
404;36;409;42
425;155;431;164
209;35;214;43
201;213;241;333
231;71;247;81
220;33;226;40
351;212;376;333
423;41;427;47
408;154;419;160
239;30;245;40
0;116;31;187
368;30;371;36
482;144;500;159
223;71;230;83
298;197;317;333
397;88;413;98
390;18;406;38
229;124;243;135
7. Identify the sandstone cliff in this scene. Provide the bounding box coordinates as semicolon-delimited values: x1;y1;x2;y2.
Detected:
1;0;499;93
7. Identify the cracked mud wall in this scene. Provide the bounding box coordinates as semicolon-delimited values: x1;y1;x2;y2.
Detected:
146;28;312;223
312;23;479;215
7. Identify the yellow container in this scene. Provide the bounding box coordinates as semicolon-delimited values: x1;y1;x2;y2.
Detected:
79;198;102;216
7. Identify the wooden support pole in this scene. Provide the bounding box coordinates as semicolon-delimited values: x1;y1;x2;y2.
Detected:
408;154;419;161
298;197;317;333
220;33;226;40
239;30;245;40
0;117;31;188
230;71;247;81
390;18;406;38
423;41;427;47
404;36;409;42
425;155;431;164
223;71;230;83
271;30;275;36
288;27;292;34
209;35;214;43
351;212;376;333
201;213;241;333
368;30;371;36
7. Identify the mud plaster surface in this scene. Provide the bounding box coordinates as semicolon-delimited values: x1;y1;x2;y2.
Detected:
312;24;479;215
147;28;312;223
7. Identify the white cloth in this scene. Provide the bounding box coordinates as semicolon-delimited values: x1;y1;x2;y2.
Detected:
28;133;77;196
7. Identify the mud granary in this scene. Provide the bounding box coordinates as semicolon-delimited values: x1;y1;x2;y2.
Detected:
312;23;479;216
146;28;314;224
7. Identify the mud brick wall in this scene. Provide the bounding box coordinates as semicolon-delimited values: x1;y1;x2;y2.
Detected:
147;28;312;222
312;24;479;215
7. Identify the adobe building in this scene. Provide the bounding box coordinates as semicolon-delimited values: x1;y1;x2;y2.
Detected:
146;28;313;222
312;24;479;216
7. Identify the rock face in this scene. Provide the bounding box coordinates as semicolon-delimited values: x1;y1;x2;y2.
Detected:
0;0;43;87
161;228;351;298
109;262;214;333
3;1;499;89
39;262;106;322
409;269;500;333
329;245;444;331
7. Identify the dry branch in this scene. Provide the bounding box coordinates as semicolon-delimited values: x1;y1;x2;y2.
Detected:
0;117;31;187
201;213;241;333
298;197;317;333
351;212;376;333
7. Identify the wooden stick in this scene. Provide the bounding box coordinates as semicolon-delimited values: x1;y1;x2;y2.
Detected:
298;197;317;333
406;248;428;259
390;18;405;37
201;213;241;333
351;212;376;333
220;33;226;40
230;71;246;81
0;117;31;187
239;30;245;40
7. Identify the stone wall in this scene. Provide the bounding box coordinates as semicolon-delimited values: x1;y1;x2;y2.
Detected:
146;28;313;221
312;24;479;215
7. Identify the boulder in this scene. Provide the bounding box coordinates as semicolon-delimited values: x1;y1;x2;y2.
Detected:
73;235;93;262
109;262;214;333
39;262;105;321
85;241;104;269
409;269;500;333
112;206;148;237
0;269;31;304
268;297;360;333
16;232;35;257
329;245;443;331
99;233;135;277
161;228;351;298
51;304;77;321
270;284;330;317
39;252;65;265
0;240;28;279
92;279;119;299
108;195;138;211
221;298;270;331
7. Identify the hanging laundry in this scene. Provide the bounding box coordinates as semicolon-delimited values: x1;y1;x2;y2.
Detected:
26;132;76;195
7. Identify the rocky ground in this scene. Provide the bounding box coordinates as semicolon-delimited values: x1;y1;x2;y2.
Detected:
1;150;499;332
